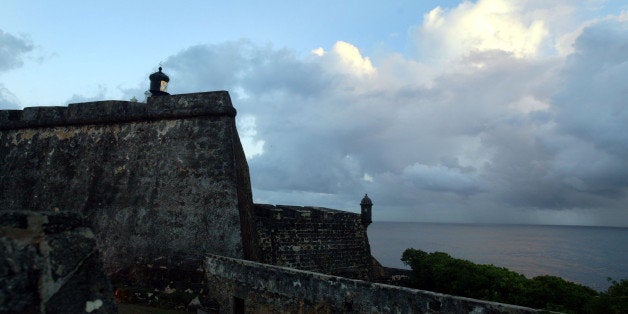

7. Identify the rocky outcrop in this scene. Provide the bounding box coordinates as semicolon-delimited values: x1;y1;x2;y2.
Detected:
0;210;117;313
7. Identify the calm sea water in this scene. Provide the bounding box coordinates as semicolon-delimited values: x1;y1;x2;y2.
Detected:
368;222;628;291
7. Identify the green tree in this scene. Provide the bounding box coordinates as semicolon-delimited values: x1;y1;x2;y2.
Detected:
522;275;597;312
401;248;604;313
588;279;628;313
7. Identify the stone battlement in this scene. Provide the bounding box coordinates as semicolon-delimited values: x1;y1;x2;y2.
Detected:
0;91;236;130
205;254;539;313
253;203;358;220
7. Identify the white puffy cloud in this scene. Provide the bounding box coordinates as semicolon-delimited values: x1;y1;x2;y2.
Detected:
413;0;589;62
314;41;376;77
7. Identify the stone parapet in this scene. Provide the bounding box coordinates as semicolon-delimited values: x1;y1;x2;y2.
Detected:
0;91;236;130
204;254;541;313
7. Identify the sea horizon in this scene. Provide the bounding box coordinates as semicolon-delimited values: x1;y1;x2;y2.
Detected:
374;220;628;229
368;221;628;291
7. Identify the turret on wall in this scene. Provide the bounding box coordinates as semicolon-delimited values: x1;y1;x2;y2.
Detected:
360;194;373;227
148;67;170;96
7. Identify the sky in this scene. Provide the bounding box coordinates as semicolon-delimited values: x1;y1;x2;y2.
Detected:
1;0;627;226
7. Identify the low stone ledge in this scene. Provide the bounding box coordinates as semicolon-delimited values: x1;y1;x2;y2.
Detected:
0;210;117;313
0;91;236;130
204;254;541;313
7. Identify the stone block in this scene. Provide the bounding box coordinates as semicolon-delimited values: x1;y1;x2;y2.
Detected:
0;210;117;313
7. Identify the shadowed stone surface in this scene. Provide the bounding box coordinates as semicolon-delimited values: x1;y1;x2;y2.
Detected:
0;211;116;313
110;255;209;312
0;92;259;271
253;204;375;280
204;254;541;313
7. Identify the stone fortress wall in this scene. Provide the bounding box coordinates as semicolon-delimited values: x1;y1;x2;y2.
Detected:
253;204;373;280
0;91;376;279
0;92;259;271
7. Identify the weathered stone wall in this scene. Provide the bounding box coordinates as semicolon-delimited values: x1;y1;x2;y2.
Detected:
204;254;540;313
0;92;258;271
0;211;117;313
253;204;373;280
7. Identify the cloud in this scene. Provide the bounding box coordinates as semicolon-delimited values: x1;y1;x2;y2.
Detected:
65;86;109;104
0;29;34;109
0;84;21;110
237;115;265;159
20;2;617;226
548;17;628;199
314;41;376;77
162;40;329;100
402;162;483;195
413;0;594;62
0;29;34;72
416;0;549;60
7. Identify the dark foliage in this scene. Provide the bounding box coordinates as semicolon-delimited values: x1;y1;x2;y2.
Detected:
588;279;628;313
401;248;626;313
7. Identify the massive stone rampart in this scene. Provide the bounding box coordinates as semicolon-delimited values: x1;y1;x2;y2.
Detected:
0;92;259;270
253;204;373;280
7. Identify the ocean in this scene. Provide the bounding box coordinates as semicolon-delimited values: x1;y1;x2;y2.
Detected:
367;222;628;291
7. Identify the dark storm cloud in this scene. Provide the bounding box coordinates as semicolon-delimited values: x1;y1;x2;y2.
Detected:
544;19;628;204
554;20;628;158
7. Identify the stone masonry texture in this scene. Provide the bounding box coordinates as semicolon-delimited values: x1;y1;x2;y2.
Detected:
0;92;259;271
253;204;374;280
204;254;541;314
0;210;117;313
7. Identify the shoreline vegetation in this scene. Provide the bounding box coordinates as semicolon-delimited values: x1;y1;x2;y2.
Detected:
401;248;627;313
